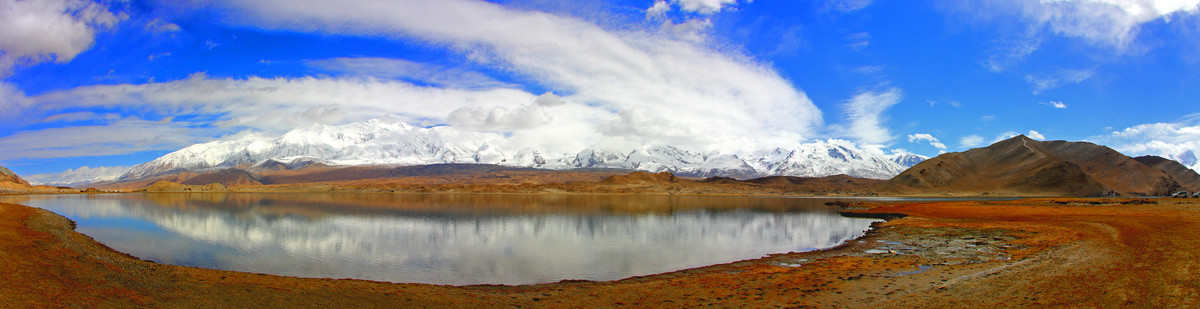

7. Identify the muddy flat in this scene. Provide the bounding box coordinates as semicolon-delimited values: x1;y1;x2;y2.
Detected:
2;197;1197;307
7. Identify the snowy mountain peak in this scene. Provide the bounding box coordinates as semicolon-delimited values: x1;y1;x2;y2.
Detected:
121;118;928;181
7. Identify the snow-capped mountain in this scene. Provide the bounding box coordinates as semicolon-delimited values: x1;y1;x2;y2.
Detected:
121;118;927;181
26;166;133;187
1168;150;1200;173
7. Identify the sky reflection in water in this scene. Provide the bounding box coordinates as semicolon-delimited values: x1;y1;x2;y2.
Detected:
2;193;879;285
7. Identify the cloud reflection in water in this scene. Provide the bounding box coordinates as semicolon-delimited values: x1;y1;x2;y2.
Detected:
4;194;878;285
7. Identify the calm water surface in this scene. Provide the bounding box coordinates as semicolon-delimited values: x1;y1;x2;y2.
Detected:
2;193;889;285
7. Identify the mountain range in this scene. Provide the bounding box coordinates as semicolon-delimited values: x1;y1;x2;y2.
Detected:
113;118;924;183
6;133;1200;198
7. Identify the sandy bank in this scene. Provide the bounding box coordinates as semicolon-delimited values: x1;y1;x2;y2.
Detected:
2;198;1199;307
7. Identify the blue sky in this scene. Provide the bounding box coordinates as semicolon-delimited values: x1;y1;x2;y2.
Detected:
3;0;1200;180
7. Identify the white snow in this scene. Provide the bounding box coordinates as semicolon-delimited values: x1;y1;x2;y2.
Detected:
121;118;927;181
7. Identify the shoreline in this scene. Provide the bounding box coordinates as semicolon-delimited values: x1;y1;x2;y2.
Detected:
4;197;1198;306
2;189;1063;199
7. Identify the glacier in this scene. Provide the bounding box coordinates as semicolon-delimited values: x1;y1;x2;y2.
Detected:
120;118;926;181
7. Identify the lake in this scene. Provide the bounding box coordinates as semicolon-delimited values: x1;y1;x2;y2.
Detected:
0;193;884;285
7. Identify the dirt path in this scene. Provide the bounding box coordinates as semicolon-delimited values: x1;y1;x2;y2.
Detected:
2;198;1198;307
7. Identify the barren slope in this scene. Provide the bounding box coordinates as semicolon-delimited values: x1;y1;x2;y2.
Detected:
0;166;29;186
886;135;1179;196
886;135;1107;196
1134;155;1200;191
1039;140;1178;195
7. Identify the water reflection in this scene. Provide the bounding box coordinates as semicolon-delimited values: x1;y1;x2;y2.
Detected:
1;193;878;285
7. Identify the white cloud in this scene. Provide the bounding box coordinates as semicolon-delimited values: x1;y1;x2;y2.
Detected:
1026;69;1095;94
305;57;508;89
0;73;553;159
992;131;1018;143
960;135;985;148
827;0;874;12
907;133;948;150
24;165;133;186
145;18;181;33
10;73;537;132
648;0;741;15
840;87;902;144
659;17;714;43
956;0;1200;55
40;111;105;123
927;99;962;108
300;105;347;124
984;35;1040;72
0;117;203;160
647;1;672;18
0;0;124;76
1027;130;1046;140
447;104;552;132
184;0;822;152
1040;101;1068;109
1040;0;1200;47
846;32;870;51
533;92;565;106
1091;115;1200;171
2;0;824;162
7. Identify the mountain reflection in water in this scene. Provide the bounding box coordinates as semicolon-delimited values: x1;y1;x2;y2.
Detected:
1;193;879;285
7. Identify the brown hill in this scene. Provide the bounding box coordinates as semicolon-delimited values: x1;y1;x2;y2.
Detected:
1134;156;1200;191
886;135;1179;197
0;166;29;186
599;171;679;185
179;169;263;187
746;175;883;194
144;181;229;192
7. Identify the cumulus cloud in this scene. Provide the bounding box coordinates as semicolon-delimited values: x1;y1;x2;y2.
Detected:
839;87;902;144
907;133;948;150
960;135;985;148
647;1;672;17
1027;130;1046;140
1091;115;1200;171
533;92;565;106
0;0;124;76
1026;69;1095;94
